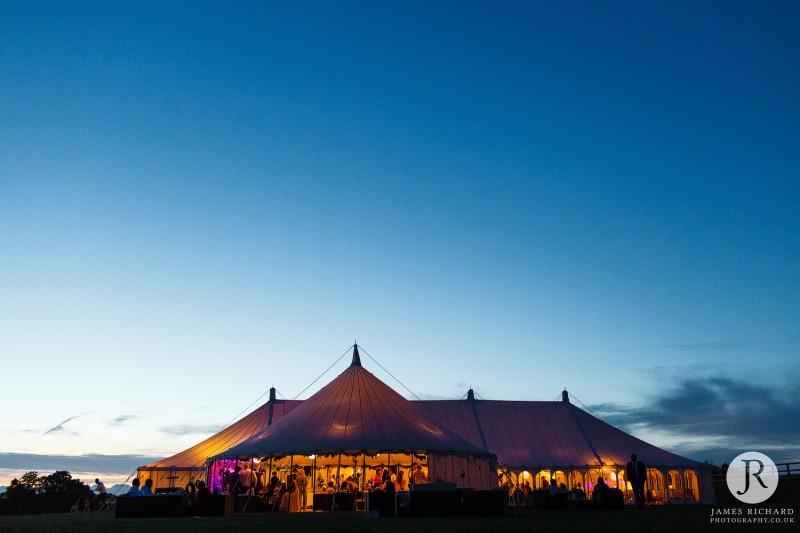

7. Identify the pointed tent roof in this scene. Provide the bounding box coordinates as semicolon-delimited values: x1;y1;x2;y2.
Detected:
213;346;492;460
415;395;700;469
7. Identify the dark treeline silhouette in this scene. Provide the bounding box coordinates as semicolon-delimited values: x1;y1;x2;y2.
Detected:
0;471;94;515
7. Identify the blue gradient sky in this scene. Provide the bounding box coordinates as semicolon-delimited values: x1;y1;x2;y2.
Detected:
1;1;798;483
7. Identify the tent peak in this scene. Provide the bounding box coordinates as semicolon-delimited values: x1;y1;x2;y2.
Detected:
351;343;361;367
562;389;569;403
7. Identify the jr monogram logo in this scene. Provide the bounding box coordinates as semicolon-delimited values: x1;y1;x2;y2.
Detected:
726;452;779;504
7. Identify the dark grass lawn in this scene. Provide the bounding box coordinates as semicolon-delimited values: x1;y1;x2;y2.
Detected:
1;506;795;533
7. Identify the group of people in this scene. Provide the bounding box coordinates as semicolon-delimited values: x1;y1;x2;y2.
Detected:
311;464;427;495
500;453;649;509
126;477;154;496
118;462;431;514
125;477;214;514
219;464;256;494
503;477;574;506
585;454;650;509
374;463;428;491
258;463;430;511
365;463;428;493
264;468;307;512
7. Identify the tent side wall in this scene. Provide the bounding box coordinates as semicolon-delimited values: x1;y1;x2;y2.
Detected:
427;454;495;490
134;467;205;491
698;466;715;504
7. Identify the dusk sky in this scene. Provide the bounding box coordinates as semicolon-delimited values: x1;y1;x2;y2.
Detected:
1;1;798;487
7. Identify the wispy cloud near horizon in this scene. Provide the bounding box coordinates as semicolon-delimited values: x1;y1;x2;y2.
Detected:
43;413;89;435
108;415;138;426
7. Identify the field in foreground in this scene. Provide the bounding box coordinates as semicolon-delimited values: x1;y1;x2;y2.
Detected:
0;506;796;533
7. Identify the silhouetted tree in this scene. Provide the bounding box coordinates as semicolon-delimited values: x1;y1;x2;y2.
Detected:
40;471;94;513
1;474;39;514
19;471;43;491
0;471;93;514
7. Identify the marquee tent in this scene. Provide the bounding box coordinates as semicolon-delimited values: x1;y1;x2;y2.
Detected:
208;345;497;491
139;345;714;503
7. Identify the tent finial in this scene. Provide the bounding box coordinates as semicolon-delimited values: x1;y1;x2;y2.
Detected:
351;342;362;367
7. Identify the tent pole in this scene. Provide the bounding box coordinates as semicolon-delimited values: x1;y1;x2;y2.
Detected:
269;457;273;496
289;455;294;512
333;453;342;511
361;452;366;493
410;453;414;485
312;455;317;509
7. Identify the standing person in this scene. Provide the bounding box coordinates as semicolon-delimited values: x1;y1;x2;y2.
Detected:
626;453;648;509
282;475;295;511
269;481;283;509
295;468;307;511
411;463;428;485
287;473;300;512
228;465;242;494
269;471;279;495
240;463;252;494
95;478;108;509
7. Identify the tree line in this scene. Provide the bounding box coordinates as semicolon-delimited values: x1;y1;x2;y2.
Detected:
0;471;96;514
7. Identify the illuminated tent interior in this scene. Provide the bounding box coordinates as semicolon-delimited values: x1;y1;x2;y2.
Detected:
140;345;714;504
208;345;497;492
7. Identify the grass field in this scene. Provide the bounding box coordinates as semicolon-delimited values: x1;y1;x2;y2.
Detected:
0;506;796;533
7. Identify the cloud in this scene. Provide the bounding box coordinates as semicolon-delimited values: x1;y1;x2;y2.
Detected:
589;378;800;464
108;415;138;426
0;453;161;475
43;412;89;435
157;424;222;436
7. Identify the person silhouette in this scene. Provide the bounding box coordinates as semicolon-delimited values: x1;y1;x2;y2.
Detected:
95;478;108;509
626;453;647;509
592;476;610;508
